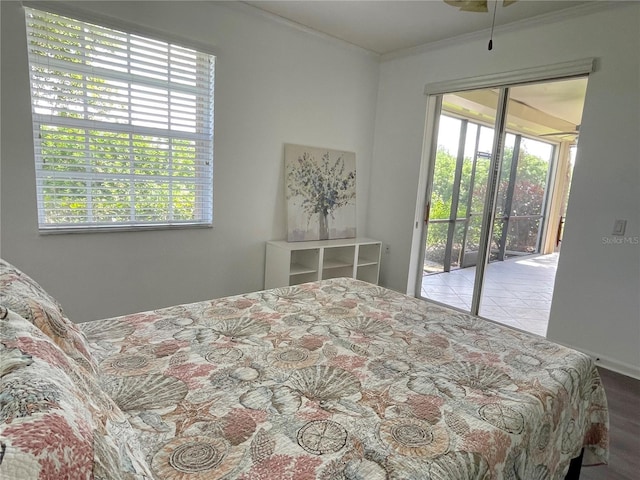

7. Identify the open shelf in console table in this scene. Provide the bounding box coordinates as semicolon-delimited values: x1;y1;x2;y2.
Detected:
265;238;382;288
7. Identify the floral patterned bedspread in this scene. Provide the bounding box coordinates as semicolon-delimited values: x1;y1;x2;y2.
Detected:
80;278;609;480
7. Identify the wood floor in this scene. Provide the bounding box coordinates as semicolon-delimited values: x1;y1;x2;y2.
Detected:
580;368;640;480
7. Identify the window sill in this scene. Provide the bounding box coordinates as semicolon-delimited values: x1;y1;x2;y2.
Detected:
38;223;213;235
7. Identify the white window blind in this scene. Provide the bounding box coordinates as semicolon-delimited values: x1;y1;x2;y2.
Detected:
24;8;215;231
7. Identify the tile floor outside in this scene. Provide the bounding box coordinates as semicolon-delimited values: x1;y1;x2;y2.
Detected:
421;253;559;337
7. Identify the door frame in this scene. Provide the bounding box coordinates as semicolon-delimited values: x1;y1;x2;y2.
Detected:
407;58;595;298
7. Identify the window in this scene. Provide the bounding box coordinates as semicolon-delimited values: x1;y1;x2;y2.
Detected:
24;8;215;231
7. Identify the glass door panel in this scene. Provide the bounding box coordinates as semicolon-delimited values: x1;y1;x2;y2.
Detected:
479;91;557;330
421;89;499;312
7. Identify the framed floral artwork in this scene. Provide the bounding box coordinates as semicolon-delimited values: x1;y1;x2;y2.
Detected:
285;144;356;241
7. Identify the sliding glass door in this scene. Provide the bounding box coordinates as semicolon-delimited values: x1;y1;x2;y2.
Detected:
420;83;564;321
414;65;591;335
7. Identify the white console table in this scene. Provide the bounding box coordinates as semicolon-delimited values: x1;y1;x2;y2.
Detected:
265;238;381;289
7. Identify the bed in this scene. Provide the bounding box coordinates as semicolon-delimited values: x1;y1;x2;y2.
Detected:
0;259;608;479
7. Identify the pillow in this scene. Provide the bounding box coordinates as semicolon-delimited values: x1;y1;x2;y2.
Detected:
0;258;98;376
0;307;154;479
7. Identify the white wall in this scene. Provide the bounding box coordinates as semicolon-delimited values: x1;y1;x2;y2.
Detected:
0;1;379;321
368;3;640;376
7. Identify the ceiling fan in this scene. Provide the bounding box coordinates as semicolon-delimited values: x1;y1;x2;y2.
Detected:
444;1;517;13
444;0;518;49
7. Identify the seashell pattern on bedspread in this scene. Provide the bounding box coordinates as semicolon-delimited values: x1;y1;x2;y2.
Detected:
79;277;609;479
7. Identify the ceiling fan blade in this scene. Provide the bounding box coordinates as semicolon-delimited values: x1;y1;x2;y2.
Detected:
444;1;517;12
539;125;580;137
444;1;489;13
539;131;579;137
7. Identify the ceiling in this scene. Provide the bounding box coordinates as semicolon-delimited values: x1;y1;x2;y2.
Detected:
242;1;591;140
243;0;592;56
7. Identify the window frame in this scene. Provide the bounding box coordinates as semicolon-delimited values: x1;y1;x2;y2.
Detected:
23;4;216;233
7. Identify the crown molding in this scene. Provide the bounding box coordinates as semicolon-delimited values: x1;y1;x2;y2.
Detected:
381;1;623;62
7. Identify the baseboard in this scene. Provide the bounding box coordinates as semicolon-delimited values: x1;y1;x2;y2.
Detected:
586;350;640;380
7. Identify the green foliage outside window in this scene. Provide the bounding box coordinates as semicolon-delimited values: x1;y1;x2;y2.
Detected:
40;126;200;225
426;145;550;267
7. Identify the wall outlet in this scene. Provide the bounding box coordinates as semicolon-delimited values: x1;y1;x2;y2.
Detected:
612;219;627;236
384;244;391;254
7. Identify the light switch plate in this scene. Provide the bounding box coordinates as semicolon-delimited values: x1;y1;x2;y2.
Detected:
612;219;627;236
